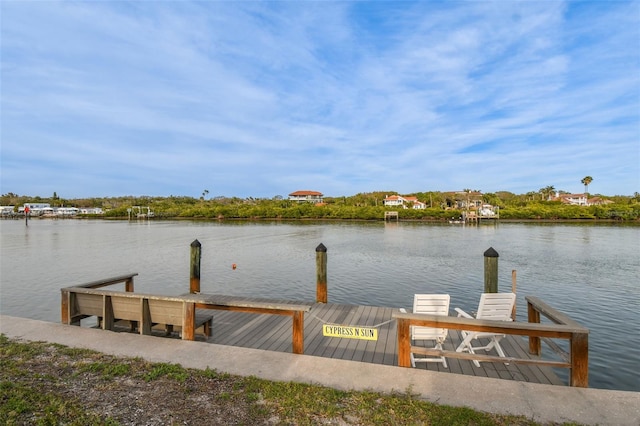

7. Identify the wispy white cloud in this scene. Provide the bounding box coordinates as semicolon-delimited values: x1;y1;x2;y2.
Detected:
1;1;638;198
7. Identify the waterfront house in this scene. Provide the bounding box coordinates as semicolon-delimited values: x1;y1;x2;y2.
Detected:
80;208;105;214
0;206;15;215
446;191;484;210
404;197;426;209
19;203;51;216
56;207;79;216
383;195;426;209
382;195;405;207
552;193;589;206
288;190;324;203
586;197;613;206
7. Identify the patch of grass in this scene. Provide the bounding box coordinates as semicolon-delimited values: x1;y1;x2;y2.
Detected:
0;380;118;425
50;343;97;357
0;335;576;425
217;391;233;401
240;375;532;425
0;334;45;359
143;362;189;382
79;359;132;379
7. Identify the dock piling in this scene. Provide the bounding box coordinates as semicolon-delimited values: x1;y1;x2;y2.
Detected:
190;239;201;294
511;269;517;319
316;243;327;303
484;247;499;293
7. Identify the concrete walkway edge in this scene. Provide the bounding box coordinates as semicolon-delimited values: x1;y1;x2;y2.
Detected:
1;315;638;425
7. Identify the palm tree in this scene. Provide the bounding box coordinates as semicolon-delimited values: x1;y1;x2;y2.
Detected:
581;176;593;194
540;185;555;201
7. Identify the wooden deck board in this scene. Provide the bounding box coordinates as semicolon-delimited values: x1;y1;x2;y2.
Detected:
243;307;289;348
359;305;388;364
304;303;347;356
349;305;376;362
194;301;566;386
365;306;388;363
381;307;400;366
315;305;354;359
326;305;367;361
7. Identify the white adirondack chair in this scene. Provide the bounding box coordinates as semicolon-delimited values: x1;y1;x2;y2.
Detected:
405;294;451;368
455;292;516;367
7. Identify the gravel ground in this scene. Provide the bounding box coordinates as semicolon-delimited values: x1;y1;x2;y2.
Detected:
4;342;279;425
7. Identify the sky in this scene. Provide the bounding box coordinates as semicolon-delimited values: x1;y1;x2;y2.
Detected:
1;1;639;199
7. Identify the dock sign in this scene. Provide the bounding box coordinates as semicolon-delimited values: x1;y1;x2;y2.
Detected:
322;324;378;341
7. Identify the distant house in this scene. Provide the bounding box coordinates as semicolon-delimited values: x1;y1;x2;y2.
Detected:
382;195;405;207
80;208;105;214
446;191;483;210
553;193;588;206
56;207;79;216
404;196;426;209
289;190;324;203
383;195;426;209
587;197;613;206
413;201;427;209
19;203;51;215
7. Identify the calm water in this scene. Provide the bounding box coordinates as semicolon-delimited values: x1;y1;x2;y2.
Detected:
1;219;638;391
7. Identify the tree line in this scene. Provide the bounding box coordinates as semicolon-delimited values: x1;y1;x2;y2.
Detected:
2;190;639;221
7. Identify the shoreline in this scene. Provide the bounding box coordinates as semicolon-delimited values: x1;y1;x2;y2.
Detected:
11;215;640;225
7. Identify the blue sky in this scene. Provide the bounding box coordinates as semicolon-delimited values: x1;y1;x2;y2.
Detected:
1;1;639;199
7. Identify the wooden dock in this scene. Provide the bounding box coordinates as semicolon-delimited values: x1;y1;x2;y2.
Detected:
187;299;564;386
64;274;577;387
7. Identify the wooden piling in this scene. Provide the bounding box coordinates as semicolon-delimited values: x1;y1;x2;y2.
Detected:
484;247;499;293
397;317;412;368
527;301;542;355
570;332;589;387
316;243;327;303
511;269;517;319
190;239;201;294
292;311;305;354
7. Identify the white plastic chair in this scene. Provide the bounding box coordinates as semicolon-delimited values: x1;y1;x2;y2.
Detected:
405;294;451;368
455;292;516;367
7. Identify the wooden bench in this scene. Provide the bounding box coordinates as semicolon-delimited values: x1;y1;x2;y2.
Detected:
61;274;313;354
61;287;213;340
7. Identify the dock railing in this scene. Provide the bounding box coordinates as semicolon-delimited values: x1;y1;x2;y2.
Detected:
525;296;589;387
393;299;589;387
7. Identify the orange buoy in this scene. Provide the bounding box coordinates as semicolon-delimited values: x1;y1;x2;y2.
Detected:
232;263;237;270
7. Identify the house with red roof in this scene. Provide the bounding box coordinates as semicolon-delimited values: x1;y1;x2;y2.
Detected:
552;193;588;206
383;195;426;209
288;190;324;203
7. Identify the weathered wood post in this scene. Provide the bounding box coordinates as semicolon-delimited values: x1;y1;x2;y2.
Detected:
316;243;327;303
125;275;135;293
397;317;412;368
61;289;70;324
484;247;499;293
190;239;201;294
570;331;589;387
527;300;541;355
511;269;517;319
292;311;305;354
182;301;196;341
